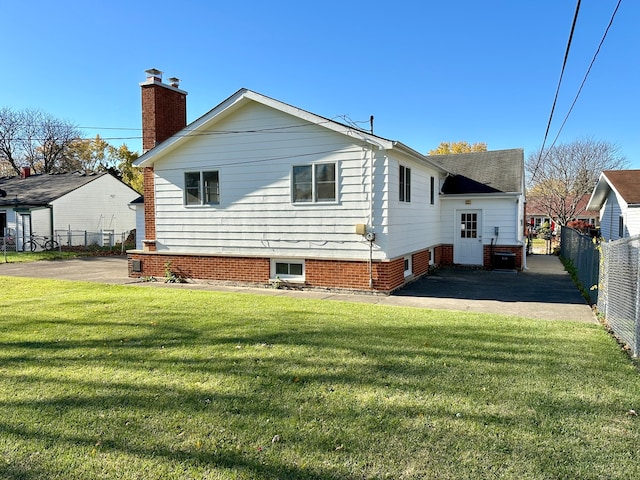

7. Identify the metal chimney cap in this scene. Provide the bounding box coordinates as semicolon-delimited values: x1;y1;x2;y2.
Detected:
168;77;180;87
145;68;163;78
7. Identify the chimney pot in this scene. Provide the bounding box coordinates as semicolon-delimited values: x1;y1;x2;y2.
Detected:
145;68;163;82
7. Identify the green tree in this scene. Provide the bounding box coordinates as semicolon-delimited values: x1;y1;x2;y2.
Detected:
526;137;628;225
115;144;142;193
63;136;141;192
428;141;487;155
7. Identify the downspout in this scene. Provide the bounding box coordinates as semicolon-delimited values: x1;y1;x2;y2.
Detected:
49;205;54;244
518;197;527;270
353;133;387;290
369;144;374;289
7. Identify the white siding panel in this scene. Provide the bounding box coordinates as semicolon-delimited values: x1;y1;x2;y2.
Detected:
153;102;379;260
600;191;622;240
441;197;521;247
384;153;441;258
51;175;138;234
626;207;640;237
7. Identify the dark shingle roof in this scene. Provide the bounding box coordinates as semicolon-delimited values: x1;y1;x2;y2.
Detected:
429;148;524;195
0;171;107;207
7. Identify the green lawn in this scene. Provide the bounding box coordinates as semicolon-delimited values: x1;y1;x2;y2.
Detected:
0;277;638;479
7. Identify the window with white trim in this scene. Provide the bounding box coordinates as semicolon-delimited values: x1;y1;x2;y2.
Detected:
271;259;305;281
399;165;411;202
404;255;412;277
185;171;220;206
292;163;336;203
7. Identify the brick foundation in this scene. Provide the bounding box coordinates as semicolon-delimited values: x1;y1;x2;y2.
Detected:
435;243;523;270
128;247;434;293
484;245;523;270
436;244;454;266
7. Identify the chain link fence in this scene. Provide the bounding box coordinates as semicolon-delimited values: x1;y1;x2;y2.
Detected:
560;227;599;304
2;229;135;253
560;228;640;356
598;236;640;356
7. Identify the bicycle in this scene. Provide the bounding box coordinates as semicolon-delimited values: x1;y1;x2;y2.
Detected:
23;234;60;252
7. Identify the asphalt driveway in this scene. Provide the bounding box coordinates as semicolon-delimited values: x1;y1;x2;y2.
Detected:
0;254;596;323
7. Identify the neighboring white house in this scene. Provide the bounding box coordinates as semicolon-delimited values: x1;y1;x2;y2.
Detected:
0;170;140;250
587;170;640;241
129;70;525;292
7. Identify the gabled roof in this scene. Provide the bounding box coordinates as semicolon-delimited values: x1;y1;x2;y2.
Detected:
133;88;448;173
0;171;109;207
431;149;524;195
527;194;599;217
587;170;640;210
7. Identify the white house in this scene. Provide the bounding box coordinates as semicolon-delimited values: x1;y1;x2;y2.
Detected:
587;170;640;241
129;70;525;292
0;170;140;250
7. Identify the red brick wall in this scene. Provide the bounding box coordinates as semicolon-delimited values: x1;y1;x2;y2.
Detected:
141;82;187;152
128;248;434;292
143;167;156;244
484;245;523;270
129;254;271;283
413;250;431;276
437;244;454;265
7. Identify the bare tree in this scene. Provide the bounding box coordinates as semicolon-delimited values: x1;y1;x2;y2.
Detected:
526;138;628;225
0;107;80;174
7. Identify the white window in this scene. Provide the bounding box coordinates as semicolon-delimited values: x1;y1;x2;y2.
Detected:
271;259;305;281
292;163;336;203
399;165;411;202
404;255;412;277
185;171;220;206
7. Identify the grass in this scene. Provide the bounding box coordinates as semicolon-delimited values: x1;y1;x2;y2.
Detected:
0;277;639;479
1;248;128;263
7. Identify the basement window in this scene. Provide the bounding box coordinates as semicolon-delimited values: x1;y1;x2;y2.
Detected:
271;259;305;282
404;255;412;277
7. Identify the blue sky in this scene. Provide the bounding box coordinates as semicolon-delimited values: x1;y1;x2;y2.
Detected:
3;0;638;166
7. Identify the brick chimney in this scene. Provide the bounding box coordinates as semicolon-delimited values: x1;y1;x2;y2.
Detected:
140;68;188;152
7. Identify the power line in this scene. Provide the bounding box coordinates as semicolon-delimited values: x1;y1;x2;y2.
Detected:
546;0;622;152
532;0;582;183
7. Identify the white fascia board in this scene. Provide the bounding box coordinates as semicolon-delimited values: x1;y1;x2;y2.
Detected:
133;88;398;167
440;192;522;201
392;141;450;174
586;172;610;210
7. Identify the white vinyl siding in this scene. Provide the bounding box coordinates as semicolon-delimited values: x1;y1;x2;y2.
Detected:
599;190;623;241
50;175;138;235
384;155;442;258
440;196;523;246
151;102;380;260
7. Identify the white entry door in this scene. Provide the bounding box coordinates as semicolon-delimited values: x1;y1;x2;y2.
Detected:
454;210;483;265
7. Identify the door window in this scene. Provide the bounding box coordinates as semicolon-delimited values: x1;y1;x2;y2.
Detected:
460;213;478;238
